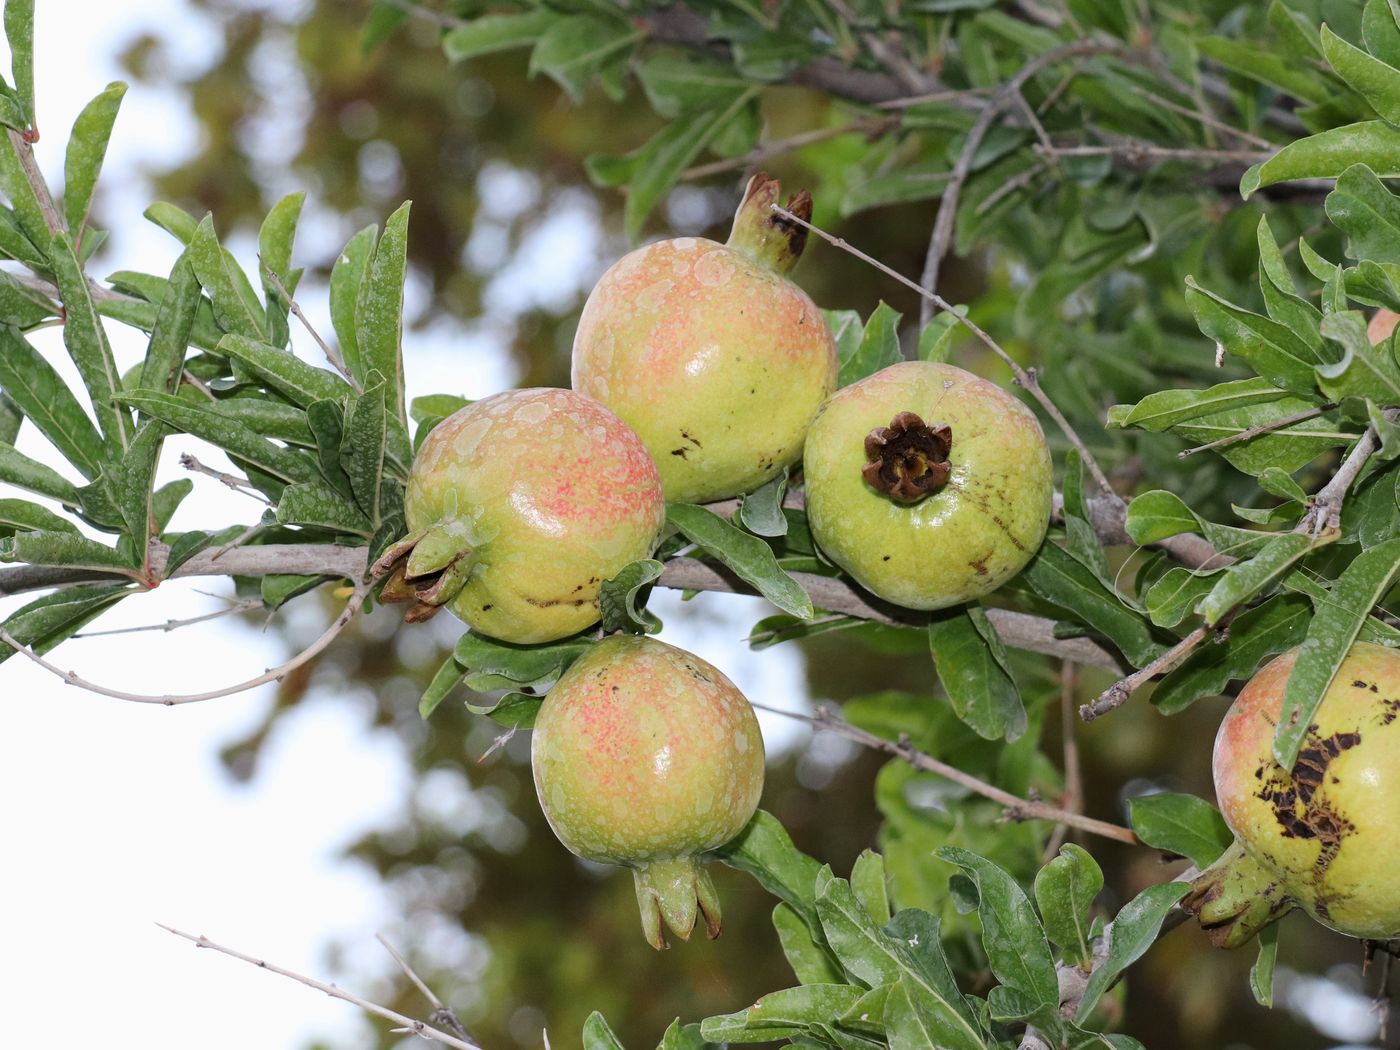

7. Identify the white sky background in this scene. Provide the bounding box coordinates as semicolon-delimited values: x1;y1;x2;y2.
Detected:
0;3;816;1048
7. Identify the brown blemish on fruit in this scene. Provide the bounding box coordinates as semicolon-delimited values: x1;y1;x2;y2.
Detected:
1254;726;1361;890
862;412;952;504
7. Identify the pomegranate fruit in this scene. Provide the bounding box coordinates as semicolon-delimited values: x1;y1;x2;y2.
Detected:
571;173;838;504
1369;308;1399;345
802;360;1052;610
376;388;665;644
531;635;765;949
1185;643;1400;946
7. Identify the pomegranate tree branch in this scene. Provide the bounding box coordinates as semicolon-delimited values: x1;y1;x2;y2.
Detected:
258;257;363;394
7;127;63;235
158;924;483;1050
1177;404;1334;459
753;700;1140;847
376;934;479;1046
1080;624;1210;722
681;117;898;181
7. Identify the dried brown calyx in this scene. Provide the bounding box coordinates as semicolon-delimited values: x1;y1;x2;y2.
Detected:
725;172;812;275
861;412;952;504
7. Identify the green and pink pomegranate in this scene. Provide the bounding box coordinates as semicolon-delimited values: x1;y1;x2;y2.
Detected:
571;173;838;504
377;388;665;643
802;360;1052;610
531;635;765;949
1186;643;1400;946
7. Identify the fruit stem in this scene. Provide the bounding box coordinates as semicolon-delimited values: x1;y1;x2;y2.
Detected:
725;172;811;275
632;857;723;951
862;411;953;503
1183;839;1294;948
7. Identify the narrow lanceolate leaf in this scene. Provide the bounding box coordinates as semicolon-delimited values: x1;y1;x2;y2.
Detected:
529;14;638;103
63;81;126;234
1251;925;1281;1007
1035;844;1103;969
275;479;372;535
307;398;351;496
936;847;1058;1006
1021;543;1166;667
0;582;130;666
355;202;410;427
927;606;1026;741
111;418;167;544
187;214;264;340
1243;121;1400;198
257;191;306;349
814;866;901;986
330;223;376;381
217;333;352;407
143;200;199;245
1256;218;1323;341
0;325;103;478
0;529;138;575
116;390;318;484
839;302;903;387
1274;536;1400;768
1110;377;1300;432
137;252;201;396
4;0;33;127
1185;278;1329;396
442;9;557;62
418;653;464;719
0;442;78;504
1321;24;1400;125
342;376;390;528
1128;793;1232;867
48;230;130;452
1198;532;1317;625
1074;882;1191;1023
703;985;864;1044
1326;163;1400;265
667;503;814;617
0;497;74;534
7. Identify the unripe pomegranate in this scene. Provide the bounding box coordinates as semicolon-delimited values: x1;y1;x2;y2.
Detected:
1185;644;1400;946
571;173;838;504
1369;308;1399;345
802;360;1052;610
531;635;765;949
377;389;665;644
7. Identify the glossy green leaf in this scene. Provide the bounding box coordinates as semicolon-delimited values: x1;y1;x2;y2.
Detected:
136;253;201;397
187;214;264;340
418;654;465;719
637;49;749;117
0;442;77;504
0;528;137;575
1021;543;1166;667
1144;566;1222;627
1243;121;1400;198
739;469;788;538
1322;24;1400;125
1111;376;1298;432
667;503;813;618
443;9;557;62
0;582;129;665
409;393;470;423
1185;278;1330;396
701;985;862;1044
771;902;842;985
712;810;824;930
1198;532;1317;625
880;908;984;1047
111;418;166;543
217;334;352;407
330;223;376;380
0;325;103;479
1199;36;1334;103
529;14;639;104
275;478;372;535
0;497;74;534
1256;218;1324;341
850;850;890;925
598;558;663;634
1251;924;1281;1007
1327;164;1400;265
839;302;903;387
62;80;125;235
1034;844;1103;968
1075;882;1191;1023
356;203;409;426
257;191;305;348
885;974;988;1050
4;0;32;127
813;866;901;986
48;229;130;452
1366;0;1400;66
1318;310;1400;404
1275;536;1400;767
1128;793;1232;867
453;630;593;691
937;846;1057;1006
927;606;1026;741
143;201;199;244
583;1011;626;1050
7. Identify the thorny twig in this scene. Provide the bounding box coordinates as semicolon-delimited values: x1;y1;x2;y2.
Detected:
377;934;479;1045
179;453;273;504
258;256;363;394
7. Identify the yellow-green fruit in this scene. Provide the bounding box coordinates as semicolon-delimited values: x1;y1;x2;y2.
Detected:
398;388;665;644
531;635;765;949
803;360;1052;610
1186;644;1400;946
571;173;837;504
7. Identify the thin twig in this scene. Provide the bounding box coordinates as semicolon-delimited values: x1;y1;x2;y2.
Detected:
258;256;362;394
874;86;992;110
159;925;483;1050
771;202;1120;496
7;128;63;235
1300;424;1381;537
680;117;897;181
179;453;273;504
1037;142;1269;166
755;700;1140;846
72;598;264;638
210;522;266;562
0;582;367;706
377;934;478;1044
180;369;217;401
974;160;1050;217
919;43;1133;326
822;0;928;94
1121;81;1273;150
1177;405;1333;458
1081;625;1209;722
1044;661;1082;861
379;0;469;29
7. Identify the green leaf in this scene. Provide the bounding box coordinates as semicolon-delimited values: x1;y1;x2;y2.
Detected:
275;478;372;535
1319;310;1400;408
825;309;863;369
419;654;464;719
583;1011;626;1050
466;690;542;729
918;309;963;364
529;15;639;104
217;334;352;407
771;903;843;985
1144;567;1222;628
137;253;201;396
637;49;749;118
443;9;557;62
0;325;104;479
116;390;318;484
0;267;52;326
1074;882;1191;1023
598;558;663;634
738;469;788;538
1154;594;1313;714
1275;536;1400;767
1322;23;1400;125
1198;532;1317;625
187;214;264;340
937;846;1057;1006
331;223;376;380
0;497;75;534
48;230;130;452
1034;844;1103;968
453;630;593;691
1327;163;1400;265
63;80;125;234
712;810;824;929
880;909;984;1048
666;503;813;618
1199;35;1335;103
0;582;130;665
927;606;1026;741
1126;490;1286;563
0;528;137;576
4;0;33;127
143;201;200;245
1367;0;1400;66
885;975;988;1050
1185;278;1331;396
1250;924;1281;1007
814;865;901;986
410;393;470;423
1021;543;1166;667
839;302;903;387
1256;218;1324;340
355;202;409;427
850;850;890;925
0;442;77;504
111;418;166;543
1128;793;1232;867
257;191;305;348
342;375;393;528
1111;377;1301;432
1243;121;1400;198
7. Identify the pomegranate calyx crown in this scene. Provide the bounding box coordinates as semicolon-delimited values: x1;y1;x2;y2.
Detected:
862;411;953;504
725;171;812;275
